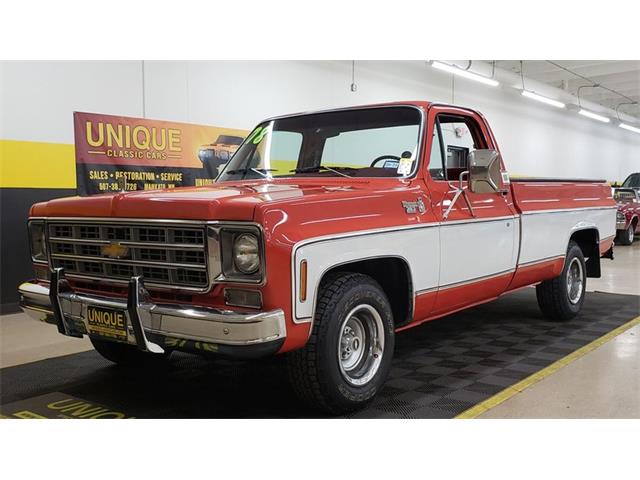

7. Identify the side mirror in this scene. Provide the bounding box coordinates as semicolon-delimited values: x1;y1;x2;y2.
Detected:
468;149;502;193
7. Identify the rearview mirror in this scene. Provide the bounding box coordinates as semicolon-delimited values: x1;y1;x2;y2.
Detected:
468;149;502;193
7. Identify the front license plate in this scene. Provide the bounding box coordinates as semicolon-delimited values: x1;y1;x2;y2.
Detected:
86;306;128;342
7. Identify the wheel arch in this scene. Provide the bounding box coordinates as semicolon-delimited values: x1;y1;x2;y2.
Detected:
568;227;600;277
318;256;414;327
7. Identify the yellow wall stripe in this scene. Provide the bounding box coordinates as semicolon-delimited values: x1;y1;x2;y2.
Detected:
456;315;640;418
0;139;76;189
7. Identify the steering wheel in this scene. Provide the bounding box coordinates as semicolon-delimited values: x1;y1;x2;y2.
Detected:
370;155;400;168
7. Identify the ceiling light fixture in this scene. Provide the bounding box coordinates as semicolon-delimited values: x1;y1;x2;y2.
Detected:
578;109;610;123
575;84;610;123
619;123;640;134
521;90;566;109
615;102;639;133
518;61;565;109
431;61;499;87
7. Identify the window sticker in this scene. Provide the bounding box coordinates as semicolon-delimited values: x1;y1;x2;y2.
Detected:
501;171;510;184
245;126;262;144
397;157;413;176
252;126;270;144
383;159;400;169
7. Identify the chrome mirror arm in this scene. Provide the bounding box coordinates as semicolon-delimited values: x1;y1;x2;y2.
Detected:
443;170;475;220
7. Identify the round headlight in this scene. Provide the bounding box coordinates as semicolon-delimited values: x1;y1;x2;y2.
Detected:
233;233;260;274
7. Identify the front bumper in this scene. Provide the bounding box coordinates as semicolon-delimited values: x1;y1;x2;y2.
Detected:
19;268;286;358
616;221;628;230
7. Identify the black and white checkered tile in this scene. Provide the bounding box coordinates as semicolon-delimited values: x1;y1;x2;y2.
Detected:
1;289;638;418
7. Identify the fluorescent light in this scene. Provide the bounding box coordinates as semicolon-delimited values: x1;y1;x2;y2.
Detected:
578;109;610;123
619;123;640;134
431;61;499;87
521;90;565;109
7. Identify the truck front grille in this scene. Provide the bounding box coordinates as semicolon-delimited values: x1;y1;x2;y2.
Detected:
46;221;210;290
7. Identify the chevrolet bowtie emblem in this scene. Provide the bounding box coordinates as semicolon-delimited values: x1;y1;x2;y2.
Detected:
101;242;129;259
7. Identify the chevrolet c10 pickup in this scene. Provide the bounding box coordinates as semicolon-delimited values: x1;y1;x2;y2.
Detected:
19;102;616;414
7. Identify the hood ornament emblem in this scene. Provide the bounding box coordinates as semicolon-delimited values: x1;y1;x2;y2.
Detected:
402;198;426;214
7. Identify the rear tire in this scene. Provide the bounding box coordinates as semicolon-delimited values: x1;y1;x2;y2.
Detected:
616;224;635;246
536;241;586;321
287;273;395;415
90;338;171;367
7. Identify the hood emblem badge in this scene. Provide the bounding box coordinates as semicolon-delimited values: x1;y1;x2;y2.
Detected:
101;242;129;259
402;198;426;214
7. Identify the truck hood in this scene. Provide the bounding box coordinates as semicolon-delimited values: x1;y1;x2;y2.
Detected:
30;180;378;221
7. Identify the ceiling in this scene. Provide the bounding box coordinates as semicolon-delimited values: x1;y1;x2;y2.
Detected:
497;60;640;119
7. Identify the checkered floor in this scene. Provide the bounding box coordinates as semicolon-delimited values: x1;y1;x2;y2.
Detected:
1;288;638;418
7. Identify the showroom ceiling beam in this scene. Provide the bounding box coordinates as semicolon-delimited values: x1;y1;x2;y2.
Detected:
546;60;638;104
501;60;640;82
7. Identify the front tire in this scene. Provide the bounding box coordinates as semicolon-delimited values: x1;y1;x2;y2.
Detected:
536;241;586;321
90;337;171;367
287;273;395;414
616;224;635;246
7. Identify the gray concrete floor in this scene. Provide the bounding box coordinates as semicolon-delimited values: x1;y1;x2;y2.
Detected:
480;240;640;418
1;241;638;416
0;312;91;368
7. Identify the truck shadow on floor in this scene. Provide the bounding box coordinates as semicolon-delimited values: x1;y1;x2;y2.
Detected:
1;289;638;418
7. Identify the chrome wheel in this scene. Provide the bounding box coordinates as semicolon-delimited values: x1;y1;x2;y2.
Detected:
338;304;384;386
628;226;634;244
566;257;584;305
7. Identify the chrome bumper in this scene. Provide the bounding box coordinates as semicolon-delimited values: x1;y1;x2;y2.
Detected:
19;268;286;357
616;221;627;230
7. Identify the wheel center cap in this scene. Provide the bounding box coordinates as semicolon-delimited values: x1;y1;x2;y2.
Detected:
352;338;360;351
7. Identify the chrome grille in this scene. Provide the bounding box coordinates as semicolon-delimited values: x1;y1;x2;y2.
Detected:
46;221;210;290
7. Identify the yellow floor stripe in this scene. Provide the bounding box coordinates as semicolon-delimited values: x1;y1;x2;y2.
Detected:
456;315;640;419
0;139;76;188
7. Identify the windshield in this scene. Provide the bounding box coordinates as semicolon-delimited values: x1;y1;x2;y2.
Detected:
622;173;640;188
614;189;637;202
217;107;422;182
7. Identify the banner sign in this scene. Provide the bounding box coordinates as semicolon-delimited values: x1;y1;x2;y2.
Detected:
73;112;247;196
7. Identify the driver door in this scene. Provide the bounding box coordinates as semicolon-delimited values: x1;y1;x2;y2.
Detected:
425;106;519;314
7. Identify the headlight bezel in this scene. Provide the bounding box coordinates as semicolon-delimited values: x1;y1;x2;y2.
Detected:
28;220;48;264
218;225;264;283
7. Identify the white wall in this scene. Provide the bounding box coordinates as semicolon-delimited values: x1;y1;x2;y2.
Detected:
2;60;639;181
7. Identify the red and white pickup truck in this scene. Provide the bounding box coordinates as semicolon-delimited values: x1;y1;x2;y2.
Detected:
19;102;616;413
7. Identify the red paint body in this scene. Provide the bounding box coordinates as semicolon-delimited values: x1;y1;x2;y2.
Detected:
29;101;616;354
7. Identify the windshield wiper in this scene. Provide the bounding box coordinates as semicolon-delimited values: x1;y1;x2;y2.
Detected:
290;165;355;178
224;168;276;178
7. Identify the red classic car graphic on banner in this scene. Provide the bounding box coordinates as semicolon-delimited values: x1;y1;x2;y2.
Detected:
73;112;247;195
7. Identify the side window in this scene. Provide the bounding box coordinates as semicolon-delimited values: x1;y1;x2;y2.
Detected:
428;122;445;180
435;115;485;181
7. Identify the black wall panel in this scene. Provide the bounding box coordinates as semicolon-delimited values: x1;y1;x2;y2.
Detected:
0;188;76;313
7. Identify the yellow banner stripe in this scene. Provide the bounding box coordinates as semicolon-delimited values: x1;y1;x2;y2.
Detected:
0;139;76;189
456;315;640;418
